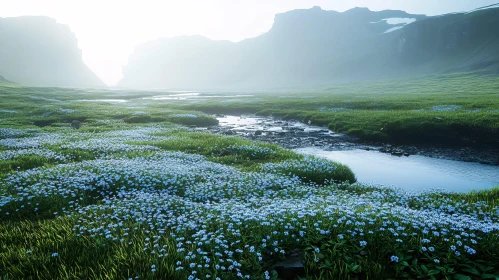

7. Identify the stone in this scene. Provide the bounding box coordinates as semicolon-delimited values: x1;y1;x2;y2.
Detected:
273;255;305;280
71;120;81;130
391;151;403;156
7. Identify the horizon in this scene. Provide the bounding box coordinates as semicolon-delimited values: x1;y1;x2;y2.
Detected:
1;0;498;86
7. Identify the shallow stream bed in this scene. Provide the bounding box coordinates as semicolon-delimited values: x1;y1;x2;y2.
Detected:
211;115;499;192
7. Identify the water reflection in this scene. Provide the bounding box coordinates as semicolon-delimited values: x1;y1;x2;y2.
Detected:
296;147;499;192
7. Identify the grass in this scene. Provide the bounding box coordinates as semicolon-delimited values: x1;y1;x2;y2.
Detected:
0;154;59;173
0;75;498;279
179;73;499;146
133;130;299;169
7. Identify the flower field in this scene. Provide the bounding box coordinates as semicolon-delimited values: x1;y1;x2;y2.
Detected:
1;79;498;279
1;122;498;279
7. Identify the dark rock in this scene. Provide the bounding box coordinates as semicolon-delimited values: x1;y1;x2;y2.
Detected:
391;151;403;156
223;130;236;135
273;255;305;280
219;149;233;156
254;130;263;136
71;120;81;130
434;117;444;122
379;148;389;153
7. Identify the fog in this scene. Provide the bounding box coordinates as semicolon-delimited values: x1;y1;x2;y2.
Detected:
1;0;497;86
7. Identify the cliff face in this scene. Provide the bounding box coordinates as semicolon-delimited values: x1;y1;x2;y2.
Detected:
391;8;499;73
119;6;499;90
0;16;104;87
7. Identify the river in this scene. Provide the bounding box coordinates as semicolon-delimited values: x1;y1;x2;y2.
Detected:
214;115;499;192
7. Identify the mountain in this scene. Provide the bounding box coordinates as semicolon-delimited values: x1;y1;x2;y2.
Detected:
119;6;499;90
0;74;13;85
0;16;104;87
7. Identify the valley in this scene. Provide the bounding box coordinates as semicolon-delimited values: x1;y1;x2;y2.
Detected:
1;2;499;279
1;74;498;279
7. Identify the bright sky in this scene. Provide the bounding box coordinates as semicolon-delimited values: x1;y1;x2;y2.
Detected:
1;0;497;86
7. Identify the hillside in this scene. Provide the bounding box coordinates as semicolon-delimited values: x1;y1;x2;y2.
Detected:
0;16;104;87
118;6;499;89
0;74;16;86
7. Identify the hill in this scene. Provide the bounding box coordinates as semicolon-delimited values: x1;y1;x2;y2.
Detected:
118;6;499;89
0;74;16;86
0;16;104;87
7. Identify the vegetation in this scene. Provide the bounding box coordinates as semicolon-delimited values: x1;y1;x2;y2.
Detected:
182;73;499;146
0;76;498;279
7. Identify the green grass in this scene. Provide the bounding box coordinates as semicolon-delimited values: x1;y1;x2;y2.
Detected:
2;72;497;146
179;73;499;146
0;217;182;279
0;74;498;279
0;155;58;174
133;130;300;169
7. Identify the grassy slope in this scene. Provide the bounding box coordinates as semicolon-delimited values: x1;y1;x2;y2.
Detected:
182;73;499;145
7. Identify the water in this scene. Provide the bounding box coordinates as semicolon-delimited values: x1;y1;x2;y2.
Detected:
143;93;254;100
217;115;499;192
74;99;128;103
218;115;335;133
296;147;499;192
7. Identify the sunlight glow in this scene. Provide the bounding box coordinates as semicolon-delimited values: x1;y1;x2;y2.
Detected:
1;0;496;85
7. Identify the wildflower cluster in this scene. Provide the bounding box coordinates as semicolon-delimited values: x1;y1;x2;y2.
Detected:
0;127;32;139
0;125;498;279
0;109;17;113
0;148;68;162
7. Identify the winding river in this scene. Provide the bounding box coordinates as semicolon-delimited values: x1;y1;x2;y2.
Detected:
215;115;499;193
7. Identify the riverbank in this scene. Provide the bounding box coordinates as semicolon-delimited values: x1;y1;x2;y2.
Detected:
205;114;499;166
181;73;499;150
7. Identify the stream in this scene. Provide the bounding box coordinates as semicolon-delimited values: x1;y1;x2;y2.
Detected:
209;115;499;192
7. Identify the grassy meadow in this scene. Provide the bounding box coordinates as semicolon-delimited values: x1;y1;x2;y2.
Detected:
1;75;499;279
182;73;499;146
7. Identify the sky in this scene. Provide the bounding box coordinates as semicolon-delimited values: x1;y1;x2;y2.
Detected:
1;0;497;86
